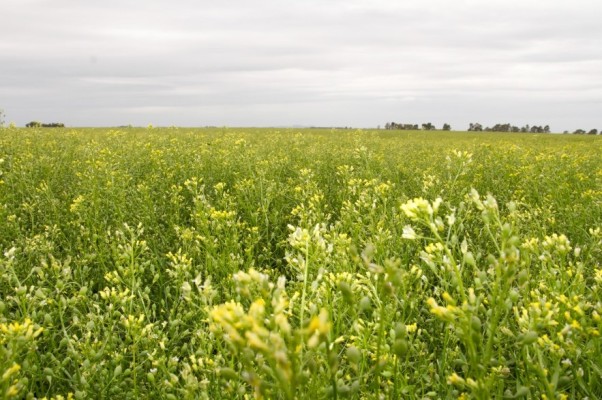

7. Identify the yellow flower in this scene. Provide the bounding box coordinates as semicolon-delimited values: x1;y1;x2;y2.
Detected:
307;309;331;348
2;363;21;380
447;373;465;386
400;197;442;221
245;331;269;353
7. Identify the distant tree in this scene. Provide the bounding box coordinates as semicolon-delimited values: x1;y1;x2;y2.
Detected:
26;121;64;128
442;123;451;131
0;109;5;127
573;129;586;134
421;122;435;130
385;122;424;130
468;123;483;131
543;125;550;133
588;129;598;135
489;123;512;132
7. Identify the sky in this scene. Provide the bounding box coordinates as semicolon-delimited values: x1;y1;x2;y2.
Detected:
1;0;601;132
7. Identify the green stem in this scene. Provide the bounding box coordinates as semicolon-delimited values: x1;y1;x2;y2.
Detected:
431;228;466;302
299;240;310;350
375;294;387;397
326;337;338;400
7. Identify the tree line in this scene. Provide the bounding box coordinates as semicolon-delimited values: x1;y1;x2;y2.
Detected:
25;121;65;128
569;128;599;135
385;121;600;135
384;122;451;131
468;123;550;133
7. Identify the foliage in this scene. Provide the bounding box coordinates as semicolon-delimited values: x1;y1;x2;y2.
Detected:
468;123;551;133
25;122;66;128
0;128;600;399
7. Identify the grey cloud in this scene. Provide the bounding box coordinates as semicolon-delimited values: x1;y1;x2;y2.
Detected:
1;0;601;130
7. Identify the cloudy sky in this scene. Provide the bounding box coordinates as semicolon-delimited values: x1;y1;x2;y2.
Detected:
1;0;601;131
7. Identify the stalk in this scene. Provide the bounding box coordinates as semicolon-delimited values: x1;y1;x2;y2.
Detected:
299;240;310;343
374;294;387;398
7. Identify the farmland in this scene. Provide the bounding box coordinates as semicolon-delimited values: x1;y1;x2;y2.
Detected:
0;127;601;399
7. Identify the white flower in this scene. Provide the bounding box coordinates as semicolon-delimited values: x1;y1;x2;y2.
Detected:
402;225;417;240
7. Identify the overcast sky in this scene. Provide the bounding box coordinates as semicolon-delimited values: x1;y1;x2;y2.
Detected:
1;0;601;131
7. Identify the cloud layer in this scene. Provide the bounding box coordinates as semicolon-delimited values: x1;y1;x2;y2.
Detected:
2;0;601;130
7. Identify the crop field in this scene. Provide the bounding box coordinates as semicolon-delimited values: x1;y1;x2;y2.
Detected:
0;127;601;399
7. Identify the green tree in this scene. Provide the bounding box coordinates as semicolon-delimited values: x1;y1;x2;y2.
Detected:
0;108;5;127
468;123;483;131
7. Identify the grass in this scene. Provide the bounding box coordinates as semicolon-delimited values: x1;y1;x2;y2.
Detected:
0;127;601;399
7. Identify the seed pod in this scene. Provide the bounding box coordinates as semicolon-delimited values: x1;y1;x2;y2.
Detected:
218;367;239;380
337;384;351;396
338;281;354;304
394;323;407;339
514;386;530;397
463;252;476;267
471;316;482;332
517;270;529;286
346;346;362;364
520;331;538;345
393;339;409;357
359;296;372;314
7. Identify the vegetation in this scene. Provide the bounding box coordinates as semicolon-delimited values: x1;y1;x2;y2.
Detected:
384;122;447;131
385;122;420;130
468;123;551;133
572;129;600;135
384;122;599;134
25;122;66;128
0;127;601;399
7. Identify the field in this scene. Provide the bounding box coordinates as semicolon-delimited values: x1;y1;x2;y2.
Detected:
0;127;601;399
